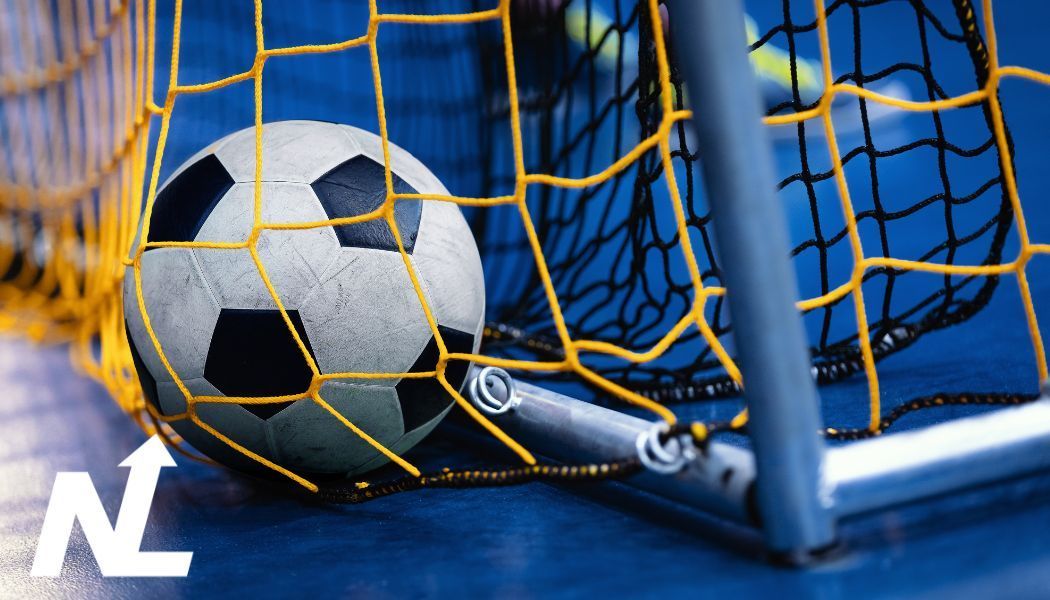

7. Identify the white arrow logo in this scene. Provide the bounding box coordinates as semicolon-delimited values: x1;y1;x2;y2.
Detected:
31;435;193;577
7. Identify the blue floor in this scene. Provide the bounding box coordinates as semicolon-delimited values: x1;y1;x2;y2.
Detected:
4;339;1050;597
5;0;1050;597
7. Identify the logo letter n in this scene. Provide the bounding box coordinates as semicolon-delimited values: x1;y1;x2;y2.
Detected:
31;436;193;577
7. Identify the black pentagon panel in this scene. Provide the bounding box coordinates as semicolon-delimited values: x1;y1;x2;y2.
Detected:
310;156;421;253
204;309;317;420
395;326;475;431
147;154;234;248
125;320;161;415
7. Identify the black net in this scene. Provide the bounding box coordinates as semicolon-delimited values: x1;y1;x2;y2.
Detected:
459;0;1021;416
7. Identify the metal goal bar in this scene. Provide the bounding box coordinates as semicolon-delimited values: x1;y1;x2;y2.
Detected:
466;366;1050;560
463;0;1050;563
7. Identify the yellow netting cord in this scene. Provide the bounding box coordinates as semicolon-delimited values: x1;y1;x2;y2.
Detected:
0;0;1047;490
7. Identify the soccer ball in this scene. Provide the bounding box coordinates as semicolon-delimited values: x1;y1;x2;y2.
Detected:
122;120;485;477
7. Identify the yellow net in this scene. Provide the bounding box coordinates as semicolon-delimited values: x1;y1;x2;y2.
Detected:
0;0;154;399
2;0;1049;492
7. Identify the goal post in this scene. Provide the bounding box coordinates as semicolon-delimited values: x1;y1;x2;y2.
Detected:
665;0;834;557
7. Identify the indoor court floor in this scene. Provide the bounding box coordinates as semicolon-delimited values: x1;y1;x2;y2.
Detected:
3;337;1050;597
4;1;1050;597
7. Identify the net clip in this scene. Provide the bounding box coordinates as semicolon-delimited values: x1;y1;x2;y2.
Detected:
468;366;520;416
636;422;698;475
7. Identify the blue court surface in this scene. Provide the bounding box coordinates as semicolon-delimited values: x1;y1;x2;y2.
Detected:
5;338;1050;598
4;0;1050;597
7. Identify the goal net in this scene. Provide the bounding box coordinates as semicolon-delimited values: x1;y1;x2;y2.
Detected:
1;0;1047;493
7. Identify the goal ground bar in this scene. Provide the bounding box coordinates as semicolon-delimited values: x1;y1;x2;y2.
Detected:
466;366;757;525
825;394;1050;518
467;367;1050;541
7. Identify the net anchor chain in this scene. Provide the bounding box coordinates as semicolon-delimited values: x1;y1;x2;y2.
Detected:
468;366;521;416
636;422;699;475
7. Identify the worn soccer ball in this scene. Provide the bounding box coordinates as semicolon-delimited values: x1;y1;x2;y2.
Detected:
123;120;485;477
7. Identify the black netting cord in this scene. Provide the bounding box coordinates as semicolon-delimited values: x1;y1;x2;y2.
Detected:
473;0;1020;409
310;459;643;504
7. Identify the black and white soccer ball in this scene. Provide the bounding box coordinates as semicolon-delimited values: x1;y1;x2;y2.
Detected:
123;120;485;477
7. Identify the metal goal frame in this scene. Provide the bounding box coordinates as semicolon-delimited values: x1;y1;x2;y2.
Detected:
463;0;1050;563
